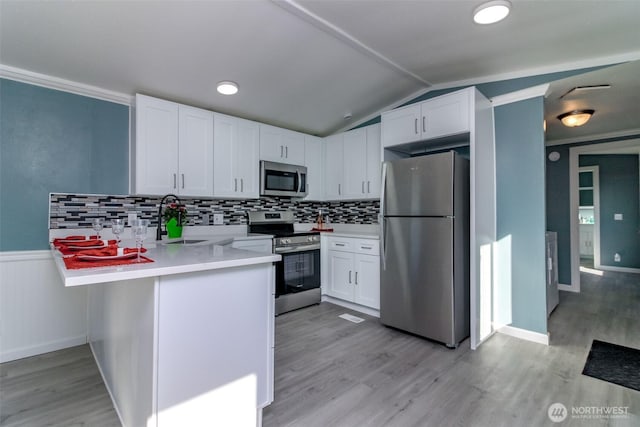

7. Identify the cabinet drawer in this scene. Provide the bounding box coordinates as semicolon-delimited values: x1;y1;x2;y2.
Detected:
355;239;379;255
327;238;353;252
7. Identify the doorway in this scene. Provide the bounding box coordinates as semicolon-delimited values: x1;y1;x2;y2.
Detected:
569;138;640;292
578;166;600;270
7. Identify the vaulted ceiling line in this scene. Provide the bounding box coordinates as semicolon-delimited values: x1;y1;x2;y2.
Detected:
273;0;432;88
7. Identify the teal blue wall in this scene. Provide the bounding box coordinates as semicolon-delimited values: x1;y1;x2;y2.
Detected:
495;97;547;334
579;154;640;268
545;135;640;284
545;145;572;284
0;79;129;251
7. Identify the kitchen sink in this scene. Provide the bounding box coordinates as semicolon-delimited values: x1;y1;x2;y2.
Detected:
162;239;209;245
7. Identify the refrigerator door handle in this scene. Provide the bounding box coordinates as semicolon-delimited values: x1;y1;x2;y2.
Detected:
380;162;388;270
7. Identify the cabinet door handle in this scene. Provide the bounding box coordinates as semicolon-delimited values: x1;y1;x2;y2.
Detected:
414;118;418;134
335;243;345;247
173;173;177;189
362;181;365;193
234;178;238;192
422;116;426;133
241;178;244;192
181;173;185;189
280;145;284;157
349;270;352;284
355;271;358;285
338;184;341;195
367;181;371;193
285;146;288;158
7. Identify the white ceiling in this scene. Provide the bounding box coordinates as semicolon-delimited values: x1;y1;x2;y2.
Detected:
545;61;640;144
1;0;639;137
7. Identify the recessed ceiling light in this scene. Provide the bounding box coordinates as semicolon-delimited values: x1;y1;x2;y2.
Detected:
473;0;511;24
217;81;239;95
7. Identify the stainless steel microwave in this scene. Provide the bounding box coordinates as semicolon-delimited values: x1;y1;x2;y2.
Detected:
260;161;307;198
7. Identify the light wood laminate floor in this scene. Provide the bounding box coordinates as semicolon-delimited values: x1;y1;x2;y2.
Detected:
2;269;639;426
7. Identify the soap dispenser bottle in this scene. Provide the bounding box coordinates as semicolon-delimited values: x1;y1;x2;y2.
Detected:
316;209;324;230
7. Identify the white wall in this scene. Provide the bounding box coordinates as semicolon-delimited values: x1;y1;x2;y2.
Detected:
0;251;87;362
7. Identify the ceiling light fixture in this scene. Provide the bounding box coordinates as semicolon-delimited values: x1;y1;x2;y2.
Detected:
217;81;239;95
557;110;595;127
473;0;511;24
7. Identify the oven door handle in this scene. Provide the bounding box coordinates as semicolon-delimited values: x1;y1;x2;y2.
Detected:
274;244;320;254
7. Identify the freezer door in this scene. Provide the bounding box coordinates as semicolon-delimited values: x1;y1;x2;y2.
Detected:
384;152;454;217
380;217;455;345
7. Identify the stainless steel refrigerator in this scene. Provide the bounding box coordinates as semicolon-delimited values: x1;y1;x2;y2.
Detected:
380;151;469;348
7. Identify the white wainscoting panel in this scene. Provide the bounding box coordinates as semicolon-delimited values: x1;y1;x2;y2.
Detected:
0;251;87;362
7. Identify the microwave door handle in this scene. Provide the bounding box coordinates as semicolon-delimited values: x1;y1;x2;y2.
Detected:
297;170;302;193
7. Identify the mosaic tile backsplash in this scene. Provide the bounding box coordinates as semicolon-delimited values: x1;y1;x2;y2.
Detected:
49;193;380;229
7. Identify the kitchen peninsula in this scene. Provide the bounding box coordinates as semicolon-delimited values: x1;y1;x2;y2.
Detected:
52;241;280;427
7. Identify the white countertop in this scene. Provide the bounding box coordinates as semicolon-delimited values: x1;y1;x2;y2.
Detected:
53;239;280;287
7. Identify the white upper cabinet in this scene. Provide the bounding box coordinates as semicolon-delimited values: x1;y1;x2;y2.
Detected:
324;133;344;200
366;124;381;198
381;103;421;147
381;88;470;148
342;128;368;198
134;94;213;196
134;95;179;195
178;105;214;197
421;90;470;140
323;123;381;201
304;135;324;201
259;124;305;166
213;113;259;198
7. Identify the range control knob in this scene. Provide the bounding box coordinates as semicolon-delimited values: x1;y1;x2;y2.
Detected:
281;238;291;244
307;236;314;242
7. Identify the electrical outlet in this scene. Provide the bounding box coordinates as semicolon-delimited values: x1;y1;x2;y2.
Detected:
128;212;137;225
213;213;224;225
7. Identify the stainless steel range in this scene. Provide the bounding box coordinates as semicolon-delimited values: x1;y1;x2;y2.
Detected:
248;211;321;315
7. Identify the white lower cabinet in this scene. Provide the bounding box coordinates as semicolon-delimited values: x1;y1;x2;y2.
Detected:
323;236;380;310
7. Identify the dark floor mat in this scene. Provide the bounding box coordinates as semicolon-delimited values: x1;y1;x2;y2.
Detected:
582;340;640;392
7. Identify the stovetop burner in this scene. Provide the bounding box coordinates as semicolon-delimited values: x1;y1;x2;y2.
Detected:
247;211;320;245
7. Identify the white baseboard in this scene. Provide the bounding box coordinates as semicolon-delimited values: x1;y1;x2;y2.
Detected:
0;335;86;363
498;325;549;346
321;295;380;318
596;265;640;274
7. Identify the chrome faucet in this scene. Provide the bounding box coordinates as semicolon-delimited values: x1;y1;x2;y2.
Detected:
156;194;181;241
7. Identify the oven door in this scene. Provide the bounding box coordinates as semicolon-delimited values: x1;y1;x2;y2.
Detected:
260;161;308;197
274;248;320;297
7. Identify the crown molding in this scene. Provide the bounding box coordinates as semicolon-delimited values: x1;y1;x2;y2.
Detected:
0;64;132;106
545;128;640;146
490;83;550;107
338;51;640;136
